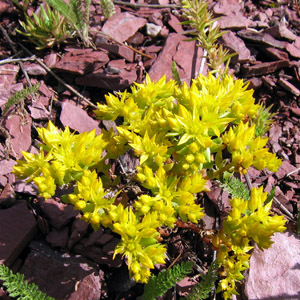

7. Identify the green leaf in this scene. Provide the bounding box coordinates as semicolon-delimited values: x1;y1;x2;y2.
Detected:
142;261;194;300
265;186;275;205
0;264;55;300
171;61;182;86
2;83;40;115
185;260;218;300
218;176;250;200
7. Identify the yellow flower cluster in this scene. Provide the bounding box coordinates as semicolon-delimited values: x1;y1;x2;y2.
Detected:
212;187;286;299
221;122;281;174
13;72;284;290
68;170;117;230
112;204;166;283
13;121;108;198
135;165;207;225
96;73;280;178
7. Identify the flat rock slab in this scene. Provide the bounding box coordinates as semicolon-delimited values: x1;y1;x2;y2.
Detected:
4;114;32;159
75;67;137;91
73;236;123;268
245;232;300;300
95;42;134;62
60;102;101;134
218;13;256;30
219;31;251;63
20;240;102;300
54;49;109;75
241;60;289;77
37;198;78;229
237;29;287;49
101;12;147;43
148;33;204;83
0;64;19;88
0;201;38;266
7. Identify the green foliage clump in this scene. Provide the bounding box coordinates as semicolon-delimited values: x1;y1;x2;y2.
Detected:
180;0;235;75
16;3;74;49
142;261;194;300
0;264;54;300
185;261;218;300
16;0;116;48
218;176;250;201
100;0;116;19
44;0;91;47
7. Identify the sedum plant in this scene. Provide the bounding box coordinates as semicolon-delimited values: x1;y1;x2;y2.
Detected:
211;186;286;299
44;0;92;47
100;0;116;19
12;0;286;298
16;2;74;50
180;0;235;76
13;72;286;298
16;0;116;49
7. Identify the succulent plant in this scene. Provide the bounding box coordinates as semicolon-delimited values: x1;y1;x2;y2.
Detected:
16;2;74;50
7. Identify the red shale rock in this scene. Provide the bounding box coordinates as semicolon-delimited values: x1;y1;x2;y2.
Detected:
237;29;287;49
219;31;251;63
37;198;78;229
67;218;89;249
60;102;101;134
46;226;69;248
168;13;183;33
23;62;47;76
286;38;300;59
101;12;147;43
264;25;298;41
0;201;38;266
0;64;19;88
75;66;137;91
0;159;16;177
245;232;300;300
54;49;109;75
20;240;103;300
4;114;32;159
278;78;300;96
241;60;290;77
218;13;256;30
148;33;204;83
95;42;134;62
213;0;243;16
261;47;289;61
275;160;298;180
0;0;11;15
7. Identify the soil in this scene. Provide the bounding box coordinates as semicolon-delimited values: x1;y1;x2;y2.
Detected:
0;0;300;299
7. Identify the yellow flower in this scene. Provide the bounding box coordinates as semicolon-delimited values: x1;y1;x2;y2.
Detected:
222;121;281;174
68;170;118;230
128;131;169;167
214;187;286;298
113;205;166;283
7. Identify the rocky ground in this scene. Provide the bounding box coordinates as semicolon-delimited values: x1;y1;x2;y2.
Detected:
0;0;300;299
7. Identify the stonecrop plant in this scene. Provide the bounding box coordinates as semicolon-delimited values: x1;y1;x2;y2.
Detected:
16;2;75;50
13;71;286;298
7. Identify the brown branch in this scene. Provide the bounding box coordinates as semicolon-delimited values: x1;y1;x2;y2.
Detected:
113;0;180;8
